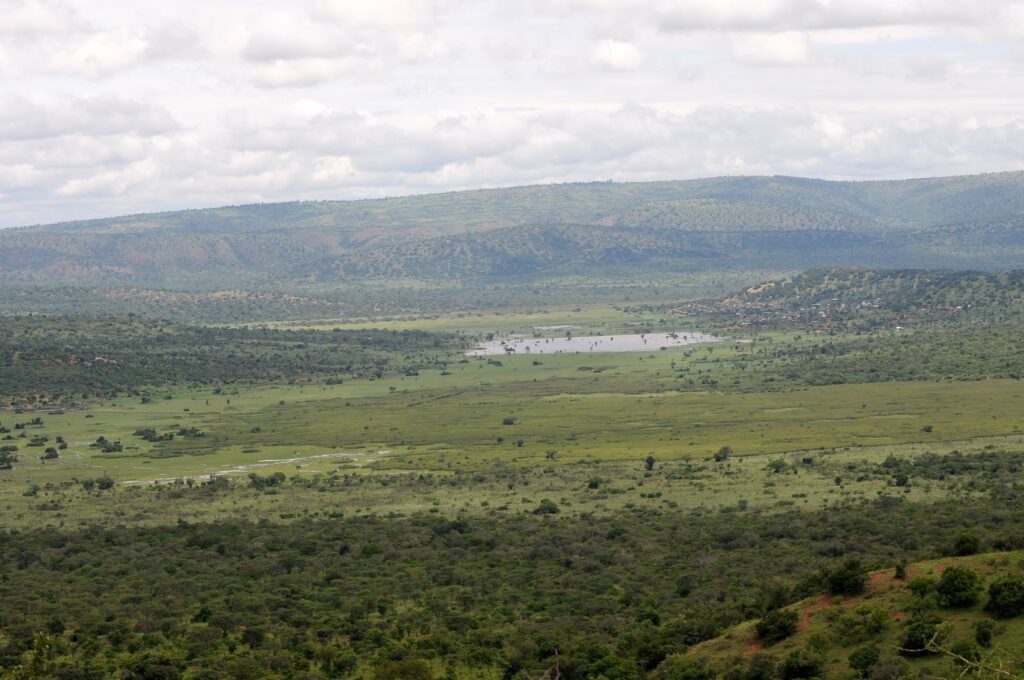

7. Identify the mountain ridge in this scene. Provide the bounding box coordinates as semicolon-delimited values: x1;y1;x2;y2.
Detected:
3;171;1024;288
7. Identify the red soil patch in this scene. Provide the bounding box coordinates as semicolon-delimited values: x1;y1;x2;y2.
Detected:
869;568;897;591
742;637;764;658
799;593;832;632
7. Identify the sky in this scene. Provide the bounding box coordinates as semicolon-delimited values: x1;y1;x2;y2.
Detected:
1;0;1024;227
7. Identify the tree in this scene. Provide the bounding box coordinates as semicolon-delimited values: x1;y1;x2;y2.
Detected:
645;455;656;471
935;566;981;607
907;576;934;598
900;614;945;655
867;656;909;680
373;659;433;680
589;655;641;680
755;608;798;645
713;446;732;462
974;619;995;647
743;653;777;680
985;573;1024;618
8;632;55;679
0;446;16;470
533;499;559;515
652;656;714;680
826;556;868;596
848;644;880;677
952;532;980;556
781;648;823;679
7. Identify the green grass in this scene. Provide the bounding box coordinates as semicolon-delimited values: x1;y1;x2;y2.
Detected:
262;303;643;333
4;335;1023;529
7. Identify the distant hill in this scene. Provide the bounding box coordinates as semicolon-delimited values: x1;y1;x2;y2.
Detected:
675;268;1024;333
3;172;1024;288
734;268;1024;311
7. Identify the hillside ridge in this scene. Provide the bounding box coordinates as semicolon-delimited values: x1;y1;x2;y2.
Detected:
3;172;1024;288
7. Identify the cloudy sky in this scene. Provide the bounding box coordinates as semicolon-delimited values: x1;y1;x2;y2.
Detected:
2;0;1024;226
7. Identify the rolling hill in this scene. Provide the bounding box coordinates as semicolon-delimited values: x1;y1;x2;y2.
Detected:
2;172;1024;288
674;551;1024;680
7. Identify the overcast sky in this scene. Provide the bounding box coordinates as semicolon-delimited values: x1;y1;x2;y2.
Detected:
2;0;1024;226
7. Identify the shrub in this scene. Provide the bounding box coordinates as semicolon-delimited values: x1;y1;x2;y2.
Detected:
373;659;433;680
974;619;995;647
848;644;880;677
743;653;777;680
755;609;798;645
952;532;980;556
780;648;823;679
949;640;981;667
533;499;559;515
985;573;1024;618
935;567;981;607
826;556;868;596
868;656;909;680
900;615;944;655
907;576;934;597
831;605;888;645
652;656;714;680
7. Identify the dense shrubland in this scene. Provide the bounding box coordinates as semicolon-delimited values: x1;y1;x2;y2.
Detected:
3;496;1024;678
0;317;459;406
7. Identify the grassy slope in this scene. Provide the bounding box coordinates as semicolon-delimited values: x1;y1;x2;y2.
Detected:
688;552;1024;679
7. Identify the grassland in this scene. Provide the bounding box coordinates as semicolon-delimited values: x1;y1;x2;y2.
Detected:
3;269;1024;678
3;324;1023;530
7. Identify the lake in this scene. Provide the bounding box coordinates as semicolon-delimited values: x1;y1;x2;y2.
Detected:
465;331;721;356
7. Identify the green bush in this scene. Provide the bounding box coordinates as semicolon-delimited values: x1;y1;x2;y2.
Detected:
652;656;714;680
373;659;433;680
935;567;981;607
755;609;798;645
907;576;934;597
974;619;995;647
742;653;777;680
952;532;980;556
532;498;559;515
826;556;868;596
867;656;909;680
900;615;944;655
780;648;823;680
985;573;1024;618
848;644;880;677
949;639;981;666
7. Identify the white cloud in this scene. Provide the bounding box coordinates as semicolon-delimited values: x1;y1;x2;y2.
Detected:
0;0;79;37
47;30;150;77
590;38;645;70
637;0;999;32
1;0;1024;226
730;31;810;65
0;94;178;140
236;4;447;87
309;0;435;30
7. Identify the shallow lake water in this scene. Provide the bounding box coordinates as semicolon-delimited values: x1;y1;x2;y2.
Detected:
465;331;721;356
